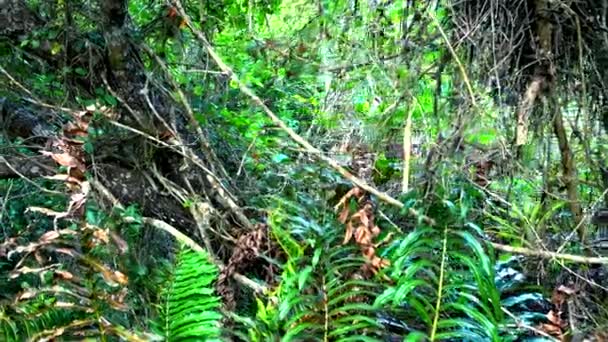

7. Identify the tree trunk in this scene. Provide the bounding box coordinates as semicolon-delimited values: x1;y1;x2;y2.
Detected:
553;109;584;239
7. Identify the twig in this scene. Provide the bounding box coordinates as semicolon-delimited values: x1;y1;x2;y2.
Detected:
402;105;414;193
0;157;63;195
0;64;73;115
0;180;13;237
429;11;477;108
556;259;608;292
555;187;608;254
502;307;560;341
489;242;608;264
236;135;258;177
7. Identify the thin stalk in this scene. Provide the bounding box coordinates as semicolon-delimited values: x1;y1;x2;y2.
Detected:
402;106;414;193
430;226;448;340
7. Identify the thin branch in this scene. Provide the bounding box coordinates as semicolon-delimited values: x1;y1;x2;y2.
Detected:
402;105;414;193
490;242;608;264
429;11;477;108
502;307;560;341
0;156;62;195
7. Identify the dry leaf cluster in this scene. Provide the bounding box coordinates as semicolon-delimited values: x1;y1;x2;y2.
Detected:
336;186;390;273
0;105;131;316
29;108;93;226
539;284;577;340
217;224;270;309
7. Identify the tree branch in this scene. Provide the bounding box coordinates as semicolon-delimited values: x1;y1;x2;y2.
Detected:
490;242;608;264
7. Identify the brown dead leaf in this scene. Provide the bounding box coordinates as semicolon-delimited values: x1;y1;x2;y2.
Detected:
34;250;45;264
113;271;128;286
538;323;563;339
107;297;129;311
27;206;69;219
93;229;110;244
352;187;364;198
18;290;38;300
44;174;82;184
40;230;61;242
60;137;85;146
94;260;128;286
55;270;74;280
41;151;80;168
63;122;88;137
556;284;576;296
354;226;370;244
339;206;350;224
359;210;370;228
351;210;362;223
54;248;77;257
343;221;353;244
362;246;375;260
110;231;128;254
546;310;566;328
371;256;390;269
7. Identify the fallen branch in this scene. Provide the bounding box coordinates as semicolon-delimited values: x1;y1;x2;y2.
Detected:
106;119;253;230
0;155;55;180
126;216;268;294
91;179;268;294
490;242;608;264
173;0;435;226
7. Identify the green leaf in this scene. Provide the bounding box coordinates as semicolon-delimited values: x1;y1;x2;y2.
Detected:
298;266;312;290
272;153;290;163
103;94;117;106
153;246;222;340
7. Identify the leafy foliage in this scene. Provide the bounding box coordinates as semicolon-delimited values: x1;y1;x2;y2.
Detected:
2;0;608;340
236;197;386;341
153;245;222;341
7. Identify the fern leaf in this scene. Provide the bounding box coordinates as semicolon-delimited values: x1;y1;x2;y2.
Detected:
155;245;222;341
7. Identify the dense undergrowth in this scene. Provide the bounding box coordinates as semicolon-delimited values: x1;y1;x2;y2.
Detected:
2;0;608;341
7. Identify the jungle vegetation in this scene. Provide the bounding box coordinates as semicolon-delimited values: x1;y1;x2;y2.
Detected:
1;0;608;340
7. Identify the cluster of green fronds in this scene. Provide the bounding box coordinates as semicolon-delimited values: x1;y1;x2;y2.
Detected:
0;222;142;341
152;245;223;341
378;225;505;340
0;305;79;341
235;188;533;341
234;197;385;340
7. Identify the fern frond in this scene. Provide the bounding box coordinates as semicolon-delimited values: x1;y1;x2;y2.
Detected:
241;197;386;341
377;223;505;341
154;245;222;341
0;306;80;342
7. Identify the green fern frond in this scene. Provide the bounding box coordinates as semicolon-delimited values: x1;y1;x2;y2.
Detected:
0;306;80;341
241;197;386;341
154;245;222;341
377;222;505;341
